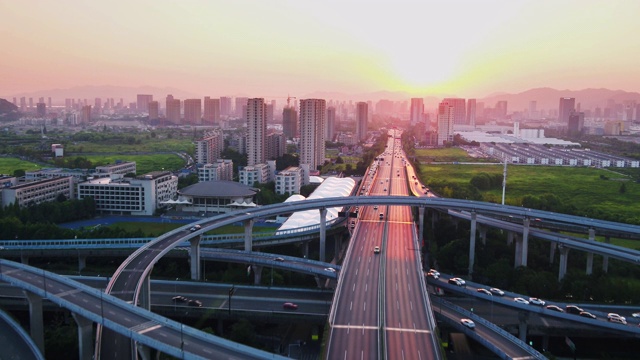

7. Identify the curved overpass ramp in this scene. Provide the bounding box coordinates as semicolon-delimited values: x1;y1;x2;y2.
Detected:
0;307;44;360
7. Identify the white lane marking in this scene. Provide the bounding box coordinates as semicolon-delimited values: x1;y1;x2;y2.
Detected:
350;302;352;311
353;283;355;292
410;301;413;311
385;327;432;333
363;302;366;312
138;325;162;335
365;284;367;292
344;351;347;360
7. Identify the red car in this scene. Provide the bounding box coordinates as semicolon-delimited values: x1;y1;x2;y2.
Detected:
283;302;298;310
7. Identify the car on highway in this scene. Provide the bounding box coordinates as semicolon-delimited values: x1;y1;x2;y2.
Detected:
477;288;492;296
274;257;285;262
172;296;188;303
579;311;597;319
451;277;466;286
514;297;529;305
632;312;640;318
373;246;380;254
188;299;203;307
607;313;626;322
189;224;202;232
566;305;584;315
545;305;564;313
324;267;336;273
429;269;440;277
427;270;439;279
460;319;475;329
283;302;298;310
528;298;546;306
609;316;627;325
448;278;464;286
489;288;505;296
373;205;378;210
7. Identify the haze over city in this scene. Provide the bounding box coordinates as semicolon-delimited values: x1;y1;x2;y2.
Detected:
2;0;640;99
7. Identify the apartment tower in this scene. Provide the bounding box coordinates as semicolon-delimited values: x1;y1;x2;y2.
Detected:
299;99;326;170
246;98;267;166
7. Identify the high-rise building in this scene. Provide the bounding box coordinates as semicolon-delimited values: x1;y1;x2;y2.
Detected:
29;98;33;109
494;101;508;120
47;97;51;109
568;111;584;135
282;106;298;139
299;99;326;170
81;105;92;124
166;95;181;124
148;101;159;120
203;97;220;125
235;97;248;118
410;98;424;126
94;98;102;113
266;102;275;123
266;132;286;160
356;102;368;142
443;98;466;125
558;97;575;124
136;94;153;113
437;100;454;145
466;99;476;127
529;101;537;118
36;103;46;117
246;98;267;166
184;99;202;124
326;106;336;142
220;97;232;117
195;130;224;164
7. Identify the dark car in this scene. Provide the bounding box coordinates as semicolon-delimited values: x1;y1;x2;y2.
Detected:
545;305;564;313
566;305;584;315
283;302;298;310
172;295;188;303
188;299;203;307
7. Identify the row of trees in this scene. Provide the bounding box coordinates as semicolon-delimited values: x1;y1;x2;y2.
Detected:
0;197;96;225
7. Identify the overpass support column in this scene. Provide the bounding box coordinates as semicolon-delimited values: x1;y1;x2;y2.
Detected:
507;231;514;246
514;234;523;267
244;219;254;252
479;226;487;245
518;312;529;342
72;313;94;360
558;246;570;281
468;212;477;277
521;218;530;267
253;265;263;285
303;242;309;259
549;242;557;264
140;273;151;310
189;236;201;281
21;255;29;265
586;228;595;275
78;255;86;274
602;236;610;273
418;206;425;247
319;208;327;262
23;291;45;355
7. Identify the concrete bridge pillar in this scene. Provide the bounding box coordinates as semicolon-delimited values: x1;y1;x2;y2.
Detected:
189;236;201;281
253;265;263;285
602;235;610;273
136;344;159;360
558;246;570;281
303;242;309;259
78;255;86;274
140;273;151;310
244;219;254;251
514;234;523;267
549;242;557;264
521;218;530;267
23;291;45;355
468;212;477;277
479;226;487;245
507;231;515;246
319;208;327;262
586;228;595;275
72;313;94;360
418;206;425;247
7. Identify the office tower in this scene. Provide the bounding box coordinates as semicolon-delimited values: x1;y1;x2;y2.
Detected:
65;99;71;110
356;102;368;142
81;105;92;124
166;95;181;124
235;97;248;118
203;97;220;125
326;106;336;142
283;106;298;139
148;101;159;120
568;111;584;135
136;94;153;113
36;103;46;117
558;97;576;124
184;99;202;125
266;132;286;160
494;101;508;120
94;98;102;114
466;99;476;127
437;100;454;145
29;98;33;109
12;97;17;106
266;102;274;123
246;98;267;166
443;98;467;125
375;99;394;115
299;99;326;170
20;97;26;111
48;97;51;108
220;97;232;117
410;98;424;126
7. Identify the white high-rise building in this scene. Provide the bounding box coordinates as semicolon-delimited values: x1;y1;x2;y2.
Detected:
299;99;326;170
437;100;454;145
246;98;266;166
410;98;424;126
356;102;368;142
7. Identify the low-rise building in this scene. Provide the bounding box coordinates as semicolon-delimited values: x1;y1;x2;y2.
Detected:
198;159;234;182
275;166;303;195
238;160;276;186
2;176;74;208
172;180;258;214
95;161;137;176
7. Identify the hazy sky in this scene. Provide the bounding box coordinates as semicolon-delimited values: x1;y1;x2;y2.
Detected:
2;0;639;99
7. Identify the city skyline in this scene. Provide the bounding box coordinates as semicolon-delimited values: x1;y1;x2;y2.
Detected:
2;1;640;99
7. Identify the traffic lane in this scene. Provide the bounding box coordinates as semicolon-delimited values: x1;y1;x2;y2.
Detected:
326;327;378;360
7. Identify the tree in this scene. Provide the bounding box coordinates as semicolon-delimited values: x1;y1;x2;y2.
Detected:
619;182;627;194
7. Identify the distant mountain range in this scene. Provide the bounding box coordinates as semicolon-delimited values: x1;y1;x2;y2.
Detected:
6;86;640;111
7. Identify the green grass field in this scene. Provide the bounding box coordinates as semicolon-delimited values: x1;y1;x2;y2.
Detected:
66;138;194;154
0;157;43;174
414;147;492;163
64;154;186;174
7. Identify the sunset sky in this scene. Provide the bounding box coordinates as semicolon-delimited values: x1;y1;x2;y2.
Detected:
2;0;639;99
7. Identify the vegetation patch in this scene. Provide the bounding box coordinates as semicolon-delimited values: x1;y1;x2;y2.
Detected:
0;157;42;175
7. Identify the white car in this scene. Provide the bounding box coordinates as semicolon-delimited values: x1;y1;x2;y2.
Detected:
460;319;475;329
514;297;530;305
632;312;640;318
451;277;466;286
529;298;546;306
427;271;439;279
489;288;505;296
373;246;380;254
429;269;440;277
324;267;336;273
607;313;626;322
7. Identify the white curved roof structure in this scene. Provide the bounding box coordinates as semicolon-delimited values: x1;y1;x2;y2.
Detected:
277;177;355;233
